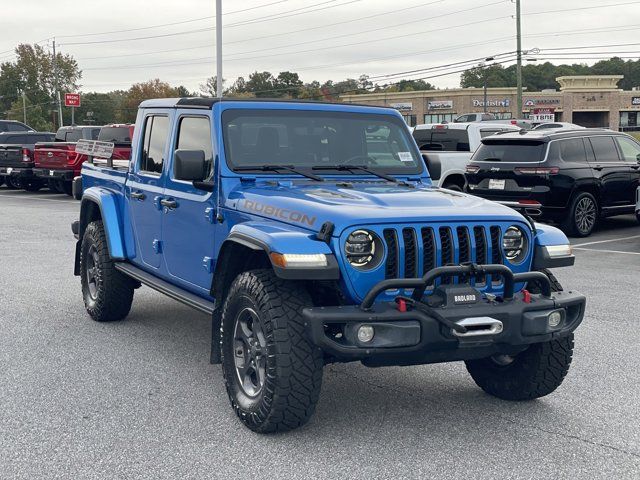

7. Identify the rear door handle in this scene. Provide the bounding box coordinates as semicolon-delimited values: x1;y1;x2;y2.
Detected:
160;198;178;209
592;166;603;171
131;191;146;200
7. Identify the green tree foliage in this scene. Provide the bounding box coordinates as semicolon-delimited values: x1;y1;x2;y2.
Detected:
460;58;640;91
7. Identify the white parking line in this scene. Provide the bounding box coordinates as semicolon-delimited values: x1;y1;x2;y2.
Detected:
0;194;76;204
573;247;640;256
573;234;640;247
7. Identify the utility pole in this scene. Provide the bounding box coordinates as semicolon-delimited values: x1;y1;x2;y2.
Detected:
22;91;26;124
516;0;523;119
483;56;495;113
52;38;63;128
216;0;223;98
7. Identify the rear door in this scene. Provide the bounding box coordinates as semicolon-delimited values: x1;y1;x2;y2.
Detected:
613;135;640;205
127;112;171;270
586;136;631;207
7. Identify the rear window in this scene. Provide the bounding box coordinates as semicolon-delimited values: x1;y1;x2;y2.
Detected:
412;128;470;152
65;130;82;142
588;136;619;163
98;126;132;144
472;140;547;162
548;138;587;163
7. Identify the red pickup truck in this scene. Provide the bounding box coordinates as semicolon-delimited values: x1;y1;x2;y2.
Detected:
33;124;133;195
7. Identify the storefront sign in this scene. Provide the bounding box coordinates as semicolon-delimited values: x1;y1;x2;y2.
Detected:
427;100;453;110
530;108;555;123
472;98;510;108
524;98;561;107
390;102;413;111
632;97;640;106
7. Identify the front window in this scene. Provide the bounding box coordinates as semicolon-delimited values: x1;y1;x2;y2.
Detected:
222;110;423;175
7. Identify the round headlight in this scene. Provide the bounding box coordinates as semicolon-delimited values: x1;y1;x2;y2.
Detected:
345;229;383;270
502;226;528;264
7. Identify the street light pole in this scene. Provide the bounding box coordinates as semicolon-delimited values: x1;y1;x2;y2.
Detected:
483;57;495;114
22;91;26;124
516;0;523;119
216;0;222;98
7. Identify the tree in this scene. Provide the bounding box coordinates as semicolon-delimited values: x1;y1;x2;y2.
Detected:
275;71;303;98
0;43;81;128
244;71;278;97
200;76;225;97
123;79;181;121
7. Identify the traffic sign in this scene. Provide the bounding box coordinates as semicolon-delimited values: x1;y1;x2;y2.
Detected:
64;93;81;107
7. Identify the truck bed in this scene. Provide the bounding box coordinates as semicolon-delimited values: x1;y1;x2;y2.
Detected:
34;142;83;169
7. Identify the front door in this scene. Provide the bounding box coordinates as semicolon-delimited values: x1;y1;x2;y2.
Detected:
161;112;217;293
127;113;171;270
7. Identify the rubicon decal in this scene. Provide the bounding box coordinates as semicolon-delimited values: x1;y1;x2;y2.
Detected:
242;200;316;227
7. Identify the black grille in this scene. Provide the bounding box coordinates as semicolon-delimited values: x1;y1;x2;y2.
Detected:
473;226;488;285
439;227;454;284
402;228;417;278
421;228;435;278
383;229;398;279
380;225;505;287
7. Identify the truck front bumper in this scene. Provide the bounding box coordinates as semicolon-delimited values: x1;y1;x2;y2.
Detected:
302;264;586;367
33;168;75;181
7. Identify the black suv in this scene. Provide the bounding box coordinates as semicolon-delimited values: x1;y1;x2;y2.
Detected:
465;129;640;237
0;120;33;133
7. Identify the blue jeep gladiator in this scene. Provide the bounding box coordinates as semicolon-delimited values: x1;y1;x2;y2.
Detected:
72;98;586;433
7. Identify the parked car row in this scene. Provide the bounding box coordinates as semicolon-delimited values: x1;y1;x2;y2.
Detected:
0;123;133;195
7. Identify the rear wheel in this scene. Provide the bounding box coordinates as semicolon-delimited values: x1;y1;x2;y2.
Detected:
221;269;323;433
442;183;463;192
561;192;598;237
80;221;135;322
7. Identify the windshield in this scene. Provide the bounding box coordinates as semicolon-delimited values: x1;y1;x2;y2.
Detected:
98;126;132;144
222;110;423;175
472;140;547;162
413;128;470;152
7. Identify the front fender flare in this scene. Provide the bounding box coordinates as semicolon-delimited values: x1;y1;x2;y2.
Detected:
79;187;126;260
221;221;340;281
532;223;574;269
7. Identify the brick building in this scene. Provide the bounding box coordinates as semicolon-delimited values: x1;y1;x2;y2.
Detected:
341;75;640;131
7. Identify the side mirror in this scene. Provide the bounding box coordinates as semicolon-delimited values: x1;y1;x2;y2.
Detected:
422;153;441;180
174;149;207;181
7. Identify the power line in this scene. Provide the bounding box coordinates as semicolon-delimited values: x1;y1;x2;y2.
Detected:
56;0;289;39
59;0;361;46
524;0;640;16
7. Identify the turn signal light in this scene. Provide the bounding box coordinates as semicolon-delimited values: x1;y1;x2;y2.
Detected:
514;167;559;175
22;148;31;162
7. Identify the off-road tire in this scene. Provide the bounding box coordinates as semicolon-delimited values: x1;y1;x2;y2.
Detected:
80;221;135;322
526;268;563;294
561;191;598;237
466;269;573;400
221;269;323;433
465;334;574;400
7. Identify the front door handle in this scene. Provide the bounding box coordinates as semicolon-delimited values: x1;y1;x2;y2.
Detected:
630;165;639;170
160;198;178;209
592;165;603;171
131;191;146;200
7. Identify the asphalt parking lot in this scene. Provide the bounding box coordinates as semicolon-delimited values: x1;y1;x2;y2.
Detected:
1;187;639;479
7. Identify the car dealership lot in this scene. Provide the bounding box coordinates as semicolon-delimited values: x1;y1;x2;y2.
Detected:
1;188;639;479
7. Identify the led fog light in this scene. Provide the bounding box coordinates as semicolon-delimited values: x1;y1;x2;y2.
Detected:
548;310;563;328
357;325;375;343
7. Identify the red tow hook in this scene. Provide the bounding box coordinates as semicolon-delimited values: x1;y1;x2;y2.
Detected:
522;289;531;304
396;297;407;312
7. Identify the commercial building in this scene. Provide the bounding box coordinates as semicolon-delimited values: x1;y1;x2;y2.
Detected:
341;75;640;131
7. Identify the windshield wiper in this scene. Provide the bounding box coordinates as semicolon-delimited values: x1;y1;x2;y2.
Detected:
312;164;410;186
233;164;323;182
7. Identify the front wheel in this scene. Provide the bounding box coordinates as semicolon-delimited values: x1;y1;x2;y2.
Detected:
221;269;323;433
465;335;574;400
5;176;22;189
80;221;135;321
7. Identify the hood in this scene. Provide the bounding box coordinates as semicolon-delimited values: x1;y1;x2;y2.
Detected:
226;179;526;235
